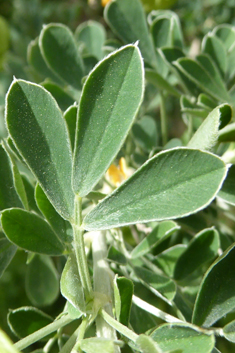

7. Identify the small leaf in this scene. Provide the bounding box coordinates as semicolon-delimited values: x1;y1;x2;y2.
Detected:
192;243;235;327
35;184;72;243
132;115;159;152
84;148;227;231
0;237;17;278
115;277;133;326
173;57;231;103
150;323;215;353
27;37;62;84
104;0;156;68
218;164;235;205
188;104;232;151
174;228;220;281
41;81;74;112
7;307;52;339
153;244;186;278
1;208;64;255
39;24;84;90
145;69;181;98
202;32;227;77
72;44;144;197
136;334;162;353
25;255;59;306
107;246;127;265
75;21;106;61
6;79;75;220
133;266;176;303
131;221;179;259
0;144;22;211
80;338;115;353
60;253;85;313
223;319;235;343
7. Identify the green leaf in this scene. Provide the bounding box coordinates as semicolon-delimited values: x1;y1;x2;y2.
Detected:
72;44;144;197
107;246;127;265
0;237;17;278
115;277;133;326
25;255;59;306
75;20;106;61
197;94;217;110
84;148;227;231
150;323;215;353
7;307;52;339
131;221;179;259
145;69;181;97
1;208;64;255
214;25;235;52
60;253;85;313
173;57;231;103
174;228;220;281
66;301;83;320
188;104;232;151
35;184;72;243
6;79;74;221
153;245;186;278
41;81;74;112
104;0;156;68
136;334;162;353
63;105;77;151
27;38;62;84
218;123;235;142
0;329;20;353
202;33;227;77
218;164;235;205
192;243;235;327
133;266;176;303
0;144;23;211
150;12;183;49
132;115;159;152
39;24;84;90
80;338;115;353
223;319;235;343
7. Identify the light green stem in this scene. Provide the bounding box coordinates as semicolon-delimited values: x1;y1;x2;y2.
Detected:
15;314;73;351
101;309;138;342
73;195;93;301
160;92;168;146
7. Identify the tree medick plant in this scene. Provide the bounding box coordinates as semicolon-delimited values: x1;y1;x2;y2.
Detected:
2;0;235;352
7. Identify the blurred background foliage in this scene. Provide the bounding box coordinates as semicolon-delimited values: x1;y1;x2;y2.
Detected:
1;1;235;352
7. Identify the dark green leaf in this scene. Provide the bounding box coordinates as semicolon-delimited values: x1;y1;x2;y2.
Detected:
0;144;22;211
1;208;64;255
192;243;235;327
25;255;59;306
115;277;133;326
131;221;179;259
41;81;74;112
132;115;159;152
6;79;74;220
153;244;186;278
174;228;220;281
84;148;227;231
7;307;52;339
218;164;235;205
151;323;215;353
35;184;72;243
0;237;17;278
145;69;181;97
104;0;156;68
133;266;176;302
202;33;227;77
63;105;77;151
72;44;144;197
218;123;235;142
39;24;84;90
107;246;127;265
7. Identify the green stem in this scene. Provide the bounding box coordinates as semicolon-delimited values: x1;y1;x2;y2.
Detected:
160;92;168;146
73;195;93;301
100;309;138;342
14;314;73;351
